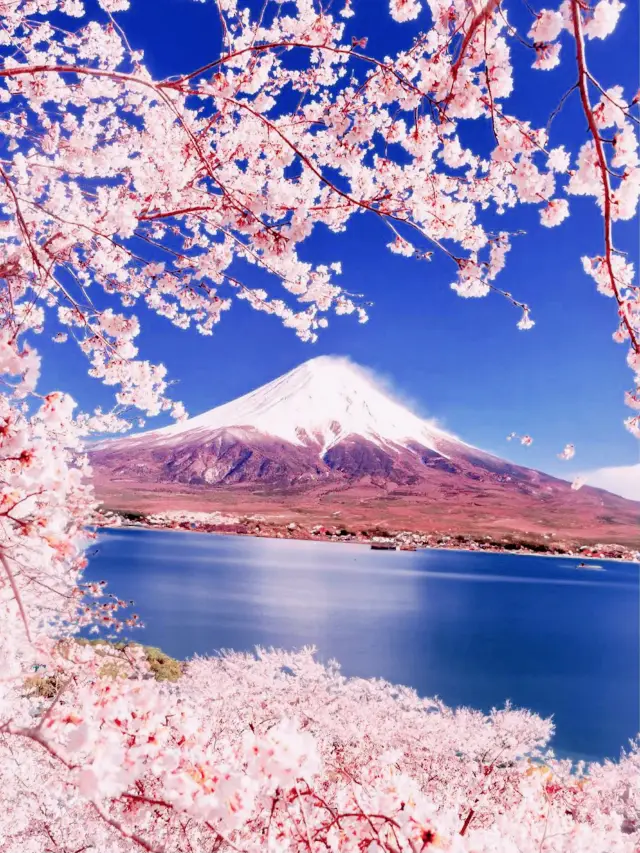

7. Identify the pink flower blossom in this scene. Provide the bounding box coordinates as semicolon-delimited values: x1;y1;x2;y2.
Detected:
507;432;534;444
593;86;628;128
0;1;638;848
533;41;562;70
558;443;576;460
98;0;130;10
517;308;536;330
540;198;570;227
583;0;625;39
529;10;564;43
389;0;421;22
547;146;570;172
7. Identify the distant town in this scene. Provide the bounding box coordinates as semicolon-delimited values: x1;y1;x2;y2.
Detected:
97;509;639;563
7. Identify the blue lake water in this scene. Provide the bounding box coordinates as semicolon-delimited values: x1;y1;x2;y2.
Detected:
87;528;639;762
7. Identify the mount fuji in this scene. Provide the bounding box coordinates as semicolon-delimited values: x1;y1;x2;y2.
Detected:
90;356;640;545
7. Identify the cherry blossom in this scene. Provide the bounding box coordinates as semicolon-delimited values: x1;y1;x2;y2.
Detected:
3;645;640;852
558;443;576;460
507;432;534;445
389;0;422;22
0;0;636;430
547;146;571;172
533;41;562;70
517;307;536;330
529;9;564;42
1;0;639;850
583;0;625;40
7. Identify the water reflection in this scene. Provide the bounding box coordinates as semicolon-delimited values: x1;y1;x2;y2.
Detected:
87;528;639;761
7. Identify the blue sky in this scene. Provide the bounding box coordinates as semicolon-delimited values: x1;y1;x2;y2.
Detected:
39;0;639;479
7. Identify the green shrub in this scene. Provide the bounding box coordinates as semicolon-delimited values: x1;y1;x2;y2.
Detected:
142;645;183;681
75;638;182;681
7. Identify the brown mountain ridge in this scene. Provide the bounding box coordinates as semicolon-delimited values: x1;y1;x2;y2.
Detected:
90;357;640;546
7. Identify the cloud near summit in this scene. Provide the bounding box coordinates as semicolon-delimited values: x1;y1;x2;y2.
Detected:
580;462;640;502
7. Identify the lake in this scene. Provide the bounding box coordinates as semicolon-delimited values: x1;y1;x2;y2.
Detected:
86;528;639;762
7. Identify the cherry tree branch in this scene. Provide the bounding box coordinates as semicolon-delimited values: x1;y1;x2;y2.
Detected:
570;0;640;354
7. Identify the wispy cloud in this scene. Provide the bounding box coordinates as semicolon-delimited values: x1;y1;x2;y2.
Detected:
341;357;452;434
578;462;640;502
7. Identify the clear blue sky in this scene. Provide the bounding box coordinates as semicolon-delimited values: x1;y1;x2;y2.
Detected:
39;0;639;478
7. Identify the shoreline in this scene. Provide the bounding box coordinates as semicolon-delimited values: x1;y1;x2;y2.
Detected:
94;521;639;563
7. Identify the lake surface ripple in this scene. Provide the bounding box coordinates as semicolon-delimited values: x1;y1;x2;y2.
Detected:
87;529;640;761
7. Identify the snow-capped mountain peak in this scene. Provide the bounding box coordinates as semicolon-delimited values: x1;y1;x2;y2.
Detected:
139;356;451;455
91;357;640;546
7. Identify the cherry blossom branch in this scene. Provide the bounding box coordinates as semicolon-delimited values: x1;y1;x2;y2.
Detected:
570;0;640;354
585;72;640;126
91;802;165;853
459;807;475;835
0;547;33;643
160;41;439;108
446;0;501;103
221;95;479;274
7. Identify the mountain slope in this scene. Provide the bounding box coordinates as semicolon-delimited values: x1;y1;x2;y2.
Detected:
110;356;452;453
90;357;640;545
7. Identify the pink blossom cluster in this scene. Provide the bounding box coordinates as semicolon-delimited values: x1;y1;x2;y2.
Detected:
1;0;639;850
2;643;640;852
507;432;534;446
558;443;576;460
0;0;636;431
1;335;638;850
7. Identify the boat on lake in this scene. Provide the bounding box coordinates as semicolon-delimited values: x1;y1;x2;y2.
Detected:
371;542;397;551
576;562;605;571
